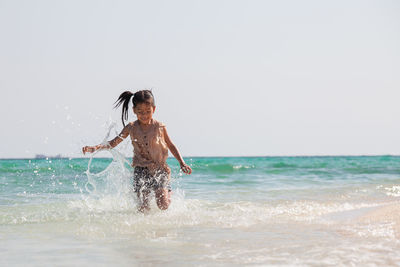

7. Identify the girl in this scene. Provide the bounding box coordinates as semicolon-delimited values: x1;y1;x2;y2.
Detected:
82;90;192;212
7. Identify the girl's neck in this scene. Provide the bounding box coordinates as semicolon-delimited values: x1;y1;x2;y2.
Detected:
138;118;153;126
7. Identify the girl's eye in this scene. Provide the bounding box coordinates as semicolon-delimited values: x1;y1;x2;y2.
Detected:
137;110;151;115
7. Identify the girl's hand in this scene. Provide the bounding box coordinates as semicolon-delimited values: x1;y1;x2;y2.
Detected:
82;146;96;155
180;163;192;175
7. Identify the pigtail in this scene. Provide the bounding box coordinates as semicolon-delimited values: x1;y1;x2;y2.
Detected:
114;91;134;127
114;89;156;127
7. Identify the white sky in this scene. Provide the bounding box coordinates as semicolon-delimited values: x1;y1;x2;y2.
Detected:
1;0;399;158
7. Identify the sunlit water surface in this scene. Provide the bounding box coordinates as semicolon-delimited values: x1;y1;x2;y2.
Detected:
1;154;400;266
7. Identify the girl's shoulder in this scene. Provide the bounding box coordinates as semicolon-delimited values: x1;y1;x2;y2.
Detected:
153;119;166;128
125;121;136;129
130;120;140;131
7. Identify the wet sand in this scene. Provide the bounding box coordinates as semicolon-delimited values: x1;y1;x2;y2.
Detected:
357;203;400;238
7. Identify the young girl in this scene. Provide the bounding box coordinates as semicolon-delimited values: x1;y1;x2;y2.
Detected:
82;90;192;212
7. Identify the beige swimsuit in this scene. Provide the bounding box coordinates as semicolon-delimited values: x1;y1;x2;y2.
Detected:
129;119;170;192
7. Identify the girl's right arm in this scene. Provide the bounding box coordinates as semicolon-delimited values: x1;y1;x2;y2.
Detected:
82;124;131;155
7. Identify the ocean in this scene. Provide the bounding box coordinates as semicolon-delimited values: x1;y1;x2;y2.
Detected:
1;154;400;266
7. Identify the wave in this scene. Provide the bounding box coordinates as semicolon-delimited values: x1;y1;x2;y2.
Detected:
0;190;392;228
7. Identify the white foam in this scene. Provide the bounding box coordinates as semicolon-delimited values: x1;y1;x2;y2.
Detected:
384;186;400;197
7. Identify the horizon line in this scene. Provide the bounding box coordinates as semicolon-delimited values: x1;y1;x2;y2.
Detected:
1;154;399;160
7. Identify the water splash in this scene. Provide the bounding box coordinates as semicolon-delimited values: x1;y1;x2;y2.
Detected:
81;123;135;214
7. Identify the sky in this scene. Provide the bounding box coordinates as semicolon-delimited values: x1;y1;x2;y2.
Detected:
0;0;399;158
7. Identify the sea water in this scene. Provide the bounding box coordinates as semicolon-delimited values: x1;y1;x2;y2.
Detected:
1;155;400;266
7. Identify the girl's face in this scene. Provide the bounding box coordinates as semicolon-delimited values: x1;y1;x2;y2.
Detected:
133;103;155;125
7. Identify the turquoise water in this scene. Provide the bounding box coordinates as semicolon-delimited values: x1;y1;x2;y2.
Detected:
1;155;400;265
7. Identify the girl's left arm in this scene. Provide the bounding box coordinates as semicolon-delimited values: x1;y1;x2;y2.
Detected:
163;127;192;175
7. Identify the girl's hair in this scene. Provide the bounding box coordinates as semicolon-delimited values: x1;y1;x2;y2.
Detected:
114;90;155;126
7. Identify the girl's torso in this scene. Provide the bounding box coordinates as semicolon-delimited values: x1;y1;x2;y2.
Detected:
128;119;169;168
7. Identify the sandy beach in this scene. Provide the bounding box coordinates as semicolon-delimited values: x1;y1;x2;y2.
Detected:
357;202;400;239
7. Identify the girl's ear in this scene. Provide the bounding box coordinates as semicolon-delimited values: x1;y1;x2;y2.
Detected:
153;106;156;113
